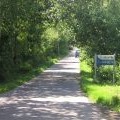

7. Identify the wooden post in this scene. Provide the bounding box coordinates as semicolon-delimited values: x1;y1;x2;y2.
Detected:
94;54;97;82
58;40;60;57
113;54;116;84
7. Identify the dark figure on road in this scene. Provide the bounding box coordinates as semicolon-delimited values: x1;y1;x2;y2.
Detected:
75;50;79;58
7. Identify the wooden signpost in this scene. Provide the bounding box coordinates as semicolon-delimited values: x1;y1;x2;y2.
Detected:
94;54;116;83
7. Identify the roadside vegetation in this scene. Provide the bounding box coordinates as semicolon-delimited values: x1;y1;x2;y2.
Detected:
80;49;120;112
0;57;59;93
75;0;120;112
0;0;74;93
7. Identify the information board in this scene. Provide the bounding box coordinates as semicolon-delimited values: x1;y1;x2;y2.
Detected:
96;55;115;66
94;54;116;83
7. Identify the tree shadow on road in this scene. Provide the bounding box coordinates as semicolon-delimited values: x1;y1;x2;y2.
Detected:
0;56;119;120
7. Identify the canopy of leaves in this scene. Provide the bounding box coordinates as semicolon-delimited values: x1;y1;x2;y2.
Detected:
0;0;74;81
74;0;120;59
0;0;120;82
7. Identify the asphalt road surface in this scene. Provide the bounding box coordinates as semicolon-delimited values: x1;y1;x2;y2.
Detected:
0;50;119;120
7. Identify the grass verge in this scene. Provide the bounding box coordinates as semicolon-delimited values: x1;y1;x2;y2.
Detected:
80;60;120;112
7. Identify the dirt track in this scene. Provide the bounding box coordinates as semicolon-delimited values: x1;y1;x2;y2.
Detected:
0;51;119;120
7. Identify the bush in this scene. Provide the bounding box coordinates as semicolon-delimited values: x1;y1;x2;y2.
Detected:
116;64;120;84
97;96;120;108
19;62;32;73
97;97;109;105
111;96;120;106
0;61;13;82
97;66;113;83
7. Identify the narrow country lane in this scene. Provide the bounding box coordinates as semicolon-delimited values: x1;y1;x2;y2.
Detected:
0;51;119;120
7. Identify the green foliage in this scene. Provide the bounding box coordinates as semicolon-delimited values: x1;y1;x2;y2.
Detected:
97;96;120;111
0;0;74;82
0;57;58;93
97;66;114;83
74;0;120;60
80;50;120;111
19;62;32;73
80;51;120;112
43;27;58;41
111;96;120;106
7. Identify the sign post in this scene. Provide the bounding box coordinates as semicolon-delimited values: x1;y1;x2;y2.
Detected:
94;54;116;83
94;54;97;82
113;54;116;83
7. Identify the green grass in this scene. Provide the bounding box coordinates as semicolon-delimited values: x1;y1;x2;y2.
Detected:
0;57;58;94
80;61;120;112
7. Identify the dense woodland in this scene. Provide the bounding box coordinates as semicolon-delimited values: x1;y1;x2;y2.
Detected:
0;0;120;82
